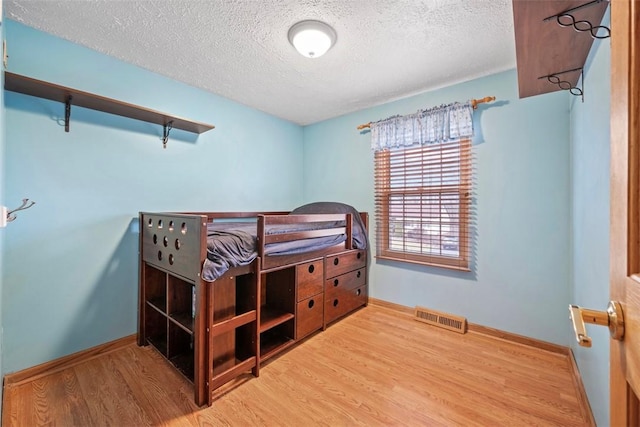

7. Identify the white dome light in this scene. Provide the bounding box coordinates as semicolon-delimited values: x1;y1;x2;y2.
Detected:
288;20;337;59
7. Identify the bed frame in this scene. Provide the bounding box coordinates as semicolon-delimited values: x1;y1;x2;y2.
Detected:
138;211;368;406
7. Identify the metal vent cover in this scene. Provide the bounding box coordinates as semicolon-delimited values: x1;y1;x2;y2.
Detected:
414;306;467;334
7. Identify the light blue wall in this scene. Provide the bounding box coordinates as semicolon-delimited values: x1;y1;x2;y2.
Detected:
303;69;573;345
2;20;304;373
569;12;611;426
0;4;6;413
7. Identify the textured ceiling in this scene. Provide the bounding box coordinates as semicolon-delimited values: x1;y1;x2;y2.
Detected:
5;0;516;125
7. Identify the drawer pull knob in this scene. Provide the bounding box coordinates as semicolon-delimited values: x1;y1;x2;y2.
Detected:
334;279;339;287
357;252;362;259
169;254;174;265
333;299;339;307
163;236;168;247
175;239;181;250
356;289;361;296
308;264;315;274
308;299;315;309
333;258;339;265
356;271;361;278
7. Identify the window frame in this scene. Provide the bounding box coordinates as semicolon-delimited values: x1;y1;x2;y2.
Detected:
374;138;472;271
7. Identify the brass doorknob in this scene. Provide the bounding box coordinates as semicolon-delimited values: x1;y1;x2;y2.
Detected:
569;301;624;347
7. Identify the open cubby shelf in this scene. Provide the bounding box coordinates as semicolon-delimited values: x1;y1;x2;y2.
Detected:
260;336;295;361
260;307;295;333
147;336;168;357
170;352;195;381
169;313;194;334
142;264;197;383
147;298;167;314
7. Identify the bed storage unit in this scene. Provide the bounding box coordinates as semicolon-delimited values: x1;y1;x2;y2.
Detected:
324;249;368;326
138;206;368;406
295;259;325;340
260;267;296;360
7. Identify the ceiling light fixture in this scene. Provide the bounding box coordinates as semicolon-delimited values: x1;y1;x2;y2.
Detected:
288;20;337;59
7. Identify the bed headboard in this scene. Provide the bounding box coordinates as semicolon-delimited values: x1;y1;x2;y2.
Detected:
139;212;207;283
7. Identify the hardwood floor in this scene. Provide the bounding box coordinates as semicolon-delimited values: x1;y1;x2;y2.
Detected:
3;305;592;426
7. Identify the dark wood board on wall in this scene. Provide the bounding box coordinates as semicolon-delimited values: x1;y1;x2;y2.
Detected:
512;0;609;99
4;71;214;133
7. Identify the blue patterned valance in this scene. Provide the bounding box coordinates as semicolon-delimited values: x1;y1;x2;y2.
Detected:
370;101;474;152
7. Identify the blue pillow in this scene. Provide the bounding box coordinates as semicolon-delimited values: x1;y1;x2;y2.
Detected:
290;202;367;249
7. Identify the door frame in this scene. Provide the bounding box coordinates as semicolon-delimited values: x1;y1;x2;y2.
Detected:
610;0;640;425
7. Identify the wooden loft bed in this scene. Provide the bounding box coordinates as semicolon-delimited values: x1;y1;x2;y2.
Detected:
138;207;369;406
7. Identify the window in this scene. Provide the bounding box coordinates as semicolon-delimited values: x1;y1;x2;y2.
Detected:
374;138;472;270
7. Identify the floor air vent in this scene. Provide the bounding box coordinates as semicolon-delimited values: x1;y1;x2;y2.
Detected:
414;306;467;334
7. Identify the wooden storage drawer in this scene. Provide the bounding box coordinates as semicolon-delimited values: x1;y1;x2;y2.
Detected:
296;260;323;301
324;267;366;300
296;295;323;339
324;249;366;278
324;285;367;325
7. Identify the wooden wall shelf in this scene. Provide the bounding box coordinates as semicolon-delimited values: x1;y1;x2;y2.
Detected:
4;71;215;134
512;0;609;99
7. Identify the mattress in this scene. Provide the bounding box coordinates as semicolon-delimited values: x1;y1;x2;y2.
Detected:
201;202;368;281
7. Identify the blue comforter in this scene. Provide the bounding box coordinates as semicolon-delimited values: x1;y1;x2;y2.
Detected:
201;202;368;281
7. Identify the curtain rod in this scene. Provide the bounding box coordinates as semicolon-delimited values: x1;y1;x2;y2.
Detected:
356;96;496;130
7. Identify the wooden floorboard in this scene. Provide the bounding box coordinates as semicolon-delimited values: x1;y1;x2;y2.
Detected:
2;305;592;426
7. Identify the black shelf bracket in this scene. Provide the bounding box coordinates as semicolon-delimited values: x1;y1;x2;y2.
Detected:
543;0;611;39
64;95;72;132
162;121;174;149
538;67;584;102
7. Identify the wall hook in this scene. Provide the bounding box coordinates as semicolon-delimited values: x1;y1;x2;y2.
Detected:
7;198;36;222
162;121;174;149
